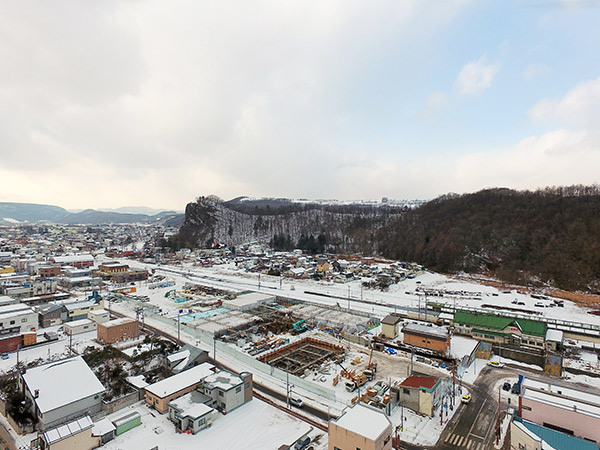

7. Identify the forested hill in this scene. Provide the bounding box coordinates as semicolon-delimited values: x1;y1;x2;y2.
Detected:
377;186;600;292
169;196;406;255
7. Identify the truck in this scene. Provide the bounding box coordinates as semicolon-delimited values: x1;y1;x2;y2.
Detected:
345;372;368;392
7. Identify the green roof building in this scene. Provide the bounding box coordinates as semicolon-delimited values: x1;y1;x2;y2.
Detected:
453;311;547;348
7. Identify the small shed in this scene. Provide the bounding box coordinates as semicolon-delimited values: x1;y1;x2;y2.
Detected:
92;417;116;444
111;411;141;436
381;314;403;339
65;318;97;335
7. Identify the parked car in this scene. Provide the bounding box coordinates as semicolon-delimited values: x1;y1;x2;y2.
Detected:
534;302;545;308
511;383;520;394
294;436;311;450
511;299;518;304
488;360;505;368
461;394;471;404
516;301;525;305
502;382;511;391
289;397;304;408
1;353;8;360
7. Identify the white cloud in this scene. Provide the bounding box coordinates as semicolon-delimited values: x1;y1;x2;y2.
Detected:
523;63;549;81
529;76;600;128
0;0;473;209
455;56;500;94
416;91;449;120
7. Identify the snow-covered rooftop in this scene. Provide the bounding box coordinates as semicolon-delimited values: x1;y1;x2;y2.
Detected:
145;363;215;398
22;356;105;413
545;329;563;342
168;391;214;419
523;378;600;419
52;255;94;263
91;418;116;437
204;370;243;391
333;404;392;441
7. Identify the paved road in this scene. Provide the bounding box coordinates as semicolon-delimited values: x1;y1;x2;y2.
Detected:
0;423;16;450
396;366;503;450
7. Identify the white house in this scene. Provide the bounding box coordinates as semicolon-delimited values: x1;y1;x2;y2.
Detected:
19;356;105;430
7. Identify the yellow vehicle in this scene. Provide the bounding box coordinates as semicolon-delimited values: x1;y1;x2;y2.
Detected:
461;394;471;404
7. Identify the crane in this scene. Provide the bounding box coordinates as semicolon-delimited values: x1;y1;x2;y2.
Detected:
364;342;377;380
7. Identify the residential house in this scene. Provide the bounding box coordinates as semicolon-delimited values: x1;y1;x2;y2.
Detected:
396;375;442;417
200;370;253;414
145;363;216;413
167;390;220;434
328;404;393;450
165;344;209;375
0;303;37;334
36;304;63;328
19;356;105;430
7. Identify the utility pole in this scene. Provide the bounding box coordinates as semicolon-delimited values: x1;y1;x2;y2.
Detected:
177;310;182;346
496;386;501;445
347;286;350;311
440;395;443;426
213;335;217;362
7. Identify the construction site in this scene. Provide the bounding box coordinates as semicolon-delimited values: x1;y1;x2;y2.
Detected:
257;337;345;375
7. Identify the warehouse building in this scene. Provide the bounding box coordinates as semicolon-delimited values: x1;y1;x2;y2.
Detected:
97;318;139;344
402;323;450;354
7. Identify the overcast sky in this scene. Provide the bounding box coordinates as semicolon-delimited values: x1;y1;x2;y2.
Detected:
1;0;599;210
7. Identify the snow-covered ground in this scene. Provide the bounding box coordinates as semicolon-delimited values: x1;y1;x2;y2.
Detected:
128;259;599;330
4;256;590;450
101;399;317;450
0;329;100;375
391;388;465;446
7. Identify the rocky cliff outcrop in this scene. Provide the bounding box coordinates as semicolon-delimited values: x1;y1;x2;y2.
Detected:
171;196;403;254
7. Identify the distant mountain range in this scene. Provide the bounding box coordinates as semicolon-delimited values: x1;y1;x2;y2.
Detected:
0;202;184;226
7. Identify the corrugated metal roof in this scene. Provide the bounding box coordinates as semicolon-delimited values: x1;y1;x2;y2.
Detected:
399;375;439;390
515;418;598;450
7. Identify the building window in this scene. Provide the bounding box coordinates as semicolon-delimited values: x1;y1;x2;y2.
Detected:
245;382;250;388
236;387;241;393
218;390;224;397
21;318;27;323
403;388;410;395
10;320;15;325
